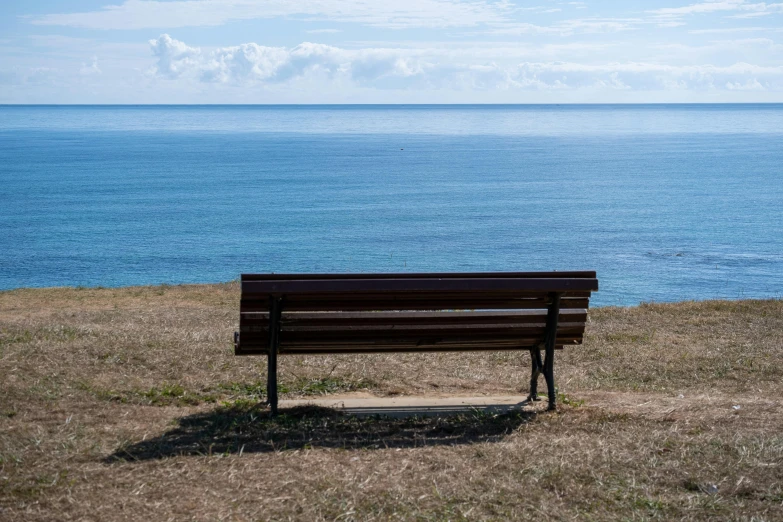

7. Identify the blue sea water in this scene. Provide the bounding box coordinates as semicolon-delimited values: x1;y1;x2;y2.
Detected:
1;104;782;306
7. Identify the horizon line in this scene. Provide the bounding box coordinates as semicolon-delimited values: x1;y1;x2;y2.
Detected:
2;102;783;107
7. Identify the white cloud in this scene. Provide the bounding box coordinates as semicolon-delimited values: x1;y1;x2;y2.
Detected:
556;18;640;33
79;56;102;75
483;17;641;36
726;78;766;89
728;10;779;17
149;33;201;78
201;43;288;82
647;36;783;65
145;34;783;94
509;61;783;93
689;26;770;33
31;0;512;30
148;35;428;85
651;0;749;16
649;0;783;19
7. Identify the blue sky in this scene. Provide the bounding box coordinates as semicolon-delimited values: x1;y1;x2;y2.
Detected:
1;0;782;103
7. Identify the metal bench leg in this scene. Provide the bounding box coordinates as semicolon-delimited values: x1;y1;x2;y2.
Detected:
267;296;282;415
543;293;561;411
528;347;543;401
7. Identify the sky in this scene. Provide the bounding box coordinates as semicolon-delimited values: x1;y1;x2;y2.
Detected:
1;0;782;103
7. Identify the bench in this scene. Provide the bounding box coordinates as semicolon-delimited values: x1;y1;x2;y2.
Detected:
234;272;598;413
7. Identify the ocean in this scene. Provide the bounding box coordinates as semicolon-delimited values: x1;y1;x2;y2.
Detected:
1;104;781;306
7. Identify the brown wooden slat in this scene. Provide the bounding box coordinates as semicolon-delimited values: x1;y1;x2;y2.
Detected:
237;346;570;355
243;277;598;295
238;333;584;348
286;340;578;351
269;322;583;333
241;310;587;326
280;323;586;333
240;297;590;312
284;339;580;348
265;331;585;347
242;271;597;281
240;292;592;311
243;290;593;301
280;346;570;354
243;321;586;331
281;336;582;346
279;310;586;320
238;338;580;349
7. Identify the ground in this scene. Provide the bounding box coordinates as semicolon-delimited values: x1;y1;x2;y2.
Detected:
0;283;781;521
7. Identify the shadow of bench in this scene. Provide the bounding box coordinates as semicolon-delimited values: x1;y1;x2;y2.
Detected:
105;403;538;462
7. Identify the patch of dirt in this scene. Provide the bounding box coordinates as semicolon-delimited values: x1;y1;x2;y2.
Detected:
579;390;783;423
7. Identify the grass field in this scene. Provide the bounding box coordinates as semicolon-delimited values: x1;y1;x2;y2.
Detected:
1;283;781;520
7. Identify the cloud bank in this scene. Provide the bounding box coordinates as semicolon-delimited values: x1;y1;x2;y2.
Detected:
147;34;783;94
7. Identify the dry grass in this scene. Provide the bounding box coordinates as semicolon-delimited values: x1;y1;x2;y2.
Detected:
1;284;781;520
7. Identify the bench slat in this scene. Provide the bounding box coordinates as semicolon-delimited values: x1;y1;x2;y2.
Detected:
240;310;587;325
238;325;585;346
240;328;586;344
280;339;582;348
241;290;593;303
240;296;590;312
239;322;587;333
242;271;597;281
235;340;579;355
242;277;598;295
279;347;571;354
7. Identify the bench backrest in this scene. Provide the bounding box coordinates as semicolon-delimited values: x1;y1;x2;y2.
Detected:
236;272;598;355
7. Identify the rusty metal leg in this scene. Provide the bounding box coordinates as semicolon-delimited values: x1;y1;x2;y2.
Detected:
543;293;561;411
528;347;543;401
267;296;282;415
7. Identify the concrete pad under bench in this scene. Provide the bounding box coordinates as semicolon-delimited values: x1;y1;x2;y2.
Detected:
279;395;540;418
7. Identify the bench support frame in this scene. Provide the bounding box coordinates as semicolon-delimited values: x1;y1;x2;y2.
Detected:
264;291;566;415
267;296;283;414
528;292;561;410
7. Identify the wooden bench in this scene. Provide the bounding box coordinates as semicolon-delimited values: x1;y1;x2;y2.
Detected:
234;272;598;413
